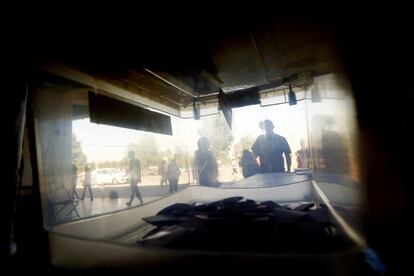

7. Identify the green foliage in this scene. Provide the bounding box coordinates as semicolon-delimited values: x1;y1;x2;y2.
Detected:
199;113;234;163
127;135;159;169
234;134;255;157
72;133;87;169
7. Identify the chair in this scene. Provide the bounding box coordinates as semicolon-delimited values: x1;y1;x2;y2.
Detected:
48;183;81;224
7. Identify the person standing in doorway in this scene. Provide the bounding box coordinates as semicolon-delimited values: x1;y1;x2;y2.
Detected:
252;119;292;173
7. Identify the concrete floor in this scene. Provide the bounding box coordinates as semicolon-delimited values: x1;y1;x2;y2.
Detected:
75;196;163;218
60;184;190;222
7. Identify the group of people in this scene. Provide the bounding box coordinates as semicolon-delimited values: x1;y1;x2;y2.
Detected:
71;119;293;206
159;157;181;194
71;152;142;206
193;119;292;185
126;151;183;206
240;119;292;178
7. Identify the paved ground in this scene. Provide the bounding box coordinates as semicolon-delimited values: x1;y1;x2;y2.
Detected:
62;166;243;222
70;184;189;220
75;196;163;218
77;165;243;187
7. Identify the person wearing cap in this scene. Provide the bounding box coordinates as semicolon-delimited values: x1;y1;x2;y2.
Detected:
252;119;292;173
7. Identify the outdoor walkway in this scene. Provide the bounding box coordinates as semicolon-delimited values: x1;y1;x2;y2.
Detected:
73;184;190;219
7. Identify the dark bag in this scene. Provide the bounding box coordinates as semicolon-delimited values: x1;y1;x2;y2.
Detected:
109;190;118;199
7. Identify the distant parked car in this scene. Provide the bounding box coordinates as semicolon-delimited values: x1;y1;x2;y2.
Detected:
92;168;128;185
147;166;159;176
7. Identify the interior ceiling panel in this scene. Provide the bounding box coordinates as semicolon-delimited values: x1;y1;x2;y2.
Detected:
37;12;338;110
210;34;268;91
251;29;283;83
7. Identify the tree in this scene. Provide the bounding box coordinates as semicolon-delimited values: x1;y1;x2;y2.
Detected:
172;145;188;168
199;112;234;163
96;160;123;169
126;134;160;170
234;134;255;157
158;147;172;161
72;133;87;169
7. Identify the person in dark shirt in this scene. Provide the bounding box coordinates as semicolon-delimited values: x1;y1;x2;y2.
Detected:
194;137;219;187
81;165;93;200
167;157;181;194
126;151;143;206
239;150;259;178
252;119;292;173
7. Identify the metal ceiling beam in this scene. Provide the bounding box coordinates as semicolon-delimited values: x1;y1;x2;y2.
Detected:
143;68;201;99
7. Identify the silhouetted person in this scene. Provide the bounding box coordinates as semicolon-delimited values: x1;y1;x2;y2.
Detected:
159;160;168;187
311;115;350;175
167;157;181;194
252;119;292;173
81;165;93;200
239;150;259;178
321;125;350;174
126;151;143;206
296;150;305;168
72;163;80;200
194;137;219;187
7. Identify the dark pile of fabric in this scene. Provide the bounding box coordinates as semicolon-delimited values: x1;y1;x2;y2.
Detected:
137;197;352;253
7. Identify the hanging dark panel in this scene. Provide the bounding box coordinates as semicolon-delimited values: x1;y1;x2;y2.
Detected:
226;87;260;108
218;89;232;129
88;92;172;135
